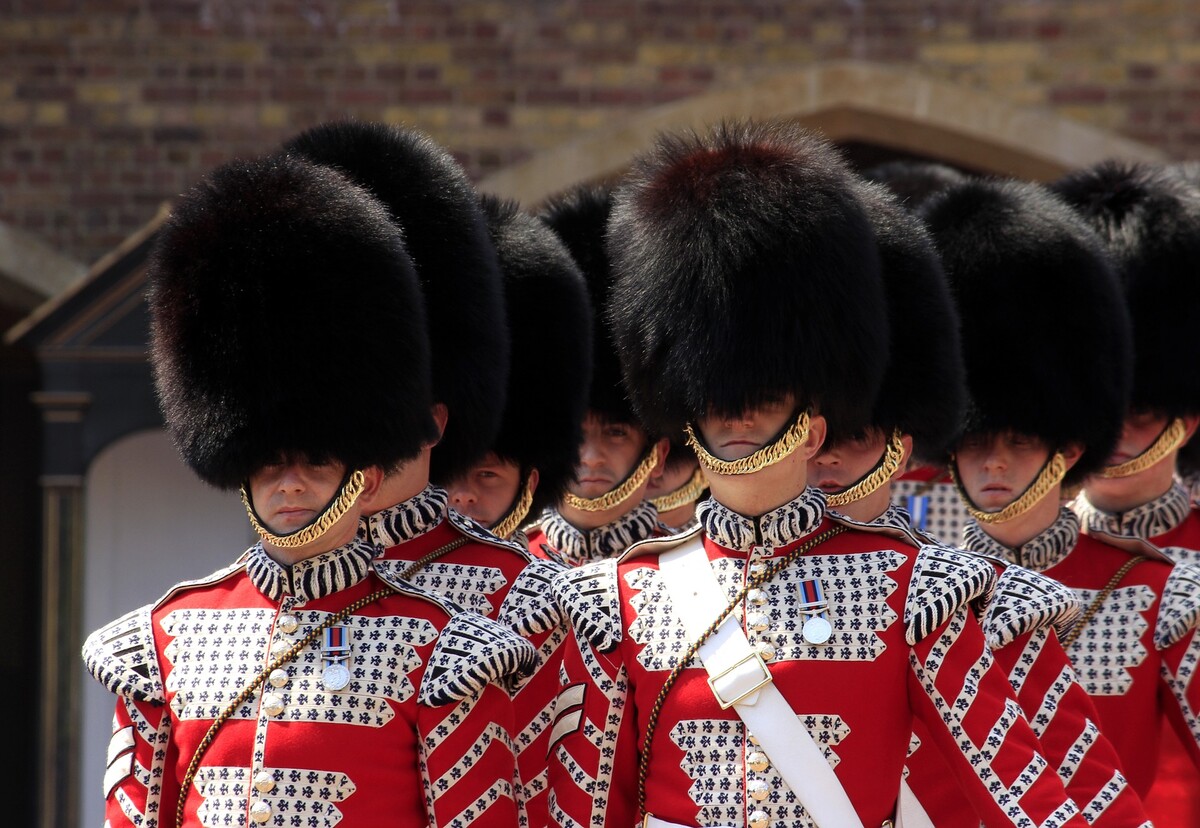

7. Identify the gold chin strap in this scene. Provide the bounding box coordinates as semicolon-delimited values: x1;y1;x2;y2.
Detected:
650;466;707;513
825;429;905;508
950;451;1066;525
241;469;367;549
1100;417;1188;479
685;410;811;477
562;448;660;513
490;472;535;540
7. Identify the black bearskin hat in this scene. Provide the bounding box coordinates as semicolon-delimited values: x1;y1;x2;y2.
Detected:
1052;161;1200;421
283;121;509;482
921;178;1132;485
606;120;889;438
149;154;436;490
539;184;641;428
861;159;970;213
472;194;594;514
838;178;966;463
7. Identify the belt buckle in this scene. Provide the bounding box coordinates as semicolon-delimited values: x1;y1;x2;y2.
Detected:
706;651;773;709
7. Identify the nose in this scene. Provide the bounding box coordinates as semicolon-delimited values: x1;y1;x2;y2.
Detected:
982;446;1008;472
578;438;604;468
277;465;307;493
447;484;475;508
811;450;837;468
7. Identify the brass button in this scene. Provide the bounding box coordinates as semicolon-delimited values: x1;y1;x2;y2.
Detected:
277;614;299;634
747;588;768;606
748;612;770;631
748;809;770;828
249;801;272;823
268;668;289;688
253;770;275;792
261;693;285;717
756;643;776;662
269;639;290;658
747;750;769;772
747;778;770;801
749;561;767;577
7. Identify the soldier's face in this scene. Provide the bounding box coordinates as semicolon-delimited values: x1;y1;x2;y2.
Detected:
248;456;350;536
809;429;889;495
695;395;796;462
645;454;699;498
569;413;649;498
954;431;1051;511
444;452;525;528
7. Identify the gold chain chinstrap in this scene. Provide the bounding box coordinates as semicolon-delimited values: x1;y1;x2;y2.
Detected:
636;525;847;818
1100;418;1187;479
825;430;905;508
241;470;367;549
562;447;659;513
490;474;535;540
950;451;1066;525
650;466;708;514
685;411;810;477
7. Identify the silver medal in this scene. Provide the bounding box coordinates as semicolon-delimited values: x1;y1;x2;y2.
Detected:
322;662;350;691
803;615;832;645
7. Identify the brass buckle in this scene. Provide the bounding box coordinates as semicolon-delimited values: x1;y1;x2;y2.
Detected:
706;651;773;709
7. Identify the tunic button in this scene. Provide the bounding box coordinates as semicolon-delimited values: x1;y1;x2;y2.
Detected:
277;614;299;634
261;693;285;717
747;589;768;606
249;801;272;823
269;639;290;658
756;643;776;662
747;750;770;772
268;669;289;688
749;561;767;577
747;778;771;801
253;771;276;792
748;612;770;631
748;809;770;828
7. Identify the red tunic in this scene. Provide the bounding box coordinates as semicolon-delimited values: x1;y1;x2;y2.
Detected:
83;539;530;828
550;502;1088;828
371;496;568;828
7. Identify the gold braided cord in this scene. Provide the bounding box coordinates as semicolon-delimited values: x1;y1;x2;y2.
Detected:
685;411;811;477
650;466;708;513
950;452;1067;525
399;537;471;580
1059;556;1145;650
562;448;659;513
1100;418;1188;479
241;470;367;550
177;584;395;828
636;525;846;819
825;430;905;508
490;475;535;541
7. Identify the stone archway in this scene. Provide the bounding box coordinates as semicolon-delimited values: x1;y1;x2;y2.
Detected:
478;60;1167;206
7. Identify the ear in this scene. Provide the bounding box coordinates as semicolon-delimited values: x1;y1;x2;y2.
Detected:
1059;441;1085;471
801;413;827;459
896;433;914;477
359;466;386;501
526;466;540;496
1183;414;1200;443
426;403;450;448
650;437;671;480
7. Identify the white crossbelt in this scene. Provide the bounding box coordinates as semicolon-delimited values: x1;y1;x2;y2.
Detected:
656;538;866;828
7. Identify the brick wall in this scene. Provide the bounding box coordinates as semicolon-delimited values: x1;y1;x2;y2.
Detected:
3;0;1199;268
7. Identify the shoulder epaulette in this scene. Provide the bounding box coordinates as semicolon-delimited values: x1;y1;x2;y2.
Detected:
82;604;164;704
498;558;569;637
904;543;997;645
1155;561;1200;650
828;513;923;547
446;507;532;557
551;559;623;652
154;558;247;606
984;564;1082;650
419;611;537;706
1087;530;1176;563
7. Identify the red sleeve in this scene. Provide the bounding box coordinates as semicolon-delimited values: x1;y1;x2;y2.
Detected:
102;695;179;827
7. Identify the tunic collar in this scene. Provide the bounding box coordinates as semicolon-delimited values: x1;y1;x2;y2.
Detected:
246;537;376;603
365;485;447;549
697;487;826;553
1073;482;1190;540
961;507;1080;572
539;501;661;566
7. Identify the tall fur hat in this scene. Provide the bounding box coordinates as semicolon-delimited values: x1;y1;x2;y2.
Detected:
149;154;436;490
861;159;970;213
473;194;593;514
920;178;1132;484
283;121;509;481
606;120;889;438
1053;160;1200;420
841;178;966;463
539;185;640;428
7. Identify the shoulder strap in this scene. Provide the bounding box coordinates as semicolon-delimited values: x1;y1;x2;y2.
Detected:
656;538;865;828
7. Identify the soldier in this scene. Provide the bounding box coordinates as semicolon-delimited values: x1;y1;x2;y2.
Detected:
548;120;1088;828
285;122;574;828
646;439;706;533
82;155;533;827
527;185;670;566
1053;160;1200;827
815;178;1146;825
929;175;1200;826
